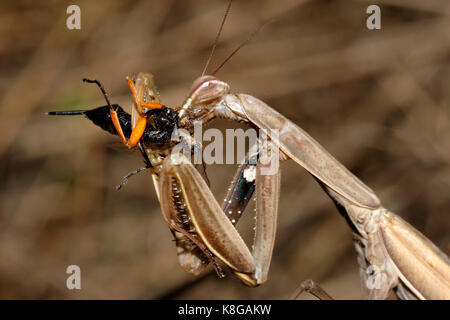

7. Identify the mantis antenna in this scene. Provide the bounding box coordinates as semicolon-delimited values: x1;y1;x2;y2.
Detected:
202;0;272;76
201;0;233;76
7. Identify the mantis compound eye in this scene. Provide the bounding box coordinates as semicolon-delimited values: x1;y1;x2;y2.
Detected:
189;75;230;106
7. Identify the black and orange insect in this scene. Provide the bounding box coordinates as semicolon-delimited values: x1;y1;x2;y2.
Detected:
47;78;180;188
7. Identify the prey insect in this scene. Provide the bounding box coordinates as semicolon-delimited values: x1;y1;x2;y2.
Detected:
48;2;450;299
47;77;180;189
48;74;228;276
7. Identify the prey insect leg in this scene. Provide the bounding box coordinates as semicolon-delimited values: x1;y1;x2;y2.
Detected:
116;142;153;190
83;78;130;146
83;78;162;149
126;77;164;112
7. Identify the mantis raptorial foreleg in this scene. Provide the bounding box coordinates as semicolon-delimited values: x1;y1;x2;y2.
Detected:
157;140;281;286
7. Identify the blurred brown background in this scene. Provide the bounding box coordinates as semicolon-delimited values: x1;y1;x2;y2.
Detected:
0;0;449;299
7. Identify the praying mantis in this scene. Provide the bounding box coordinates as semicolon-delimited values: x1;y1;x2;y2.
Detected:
47;2;450;300
49;70;450;299
164;74;450;299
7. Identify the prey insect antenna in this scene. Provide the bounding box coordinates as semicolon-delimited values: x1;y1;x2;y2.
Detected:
211;20;272;76
201;0;233;76
83;78;114;110
45;110;86;116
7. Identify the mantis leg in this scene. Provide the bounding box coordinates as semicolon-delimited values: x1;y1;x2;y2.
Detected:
158;141;281;286
321;183;450;299
290;279;333;300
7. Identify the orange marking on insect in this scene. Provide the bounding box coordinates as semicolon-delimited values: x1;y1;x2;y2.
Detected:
127;78;138;105
110;109;128;145
141;102;163;109
127;116;147;148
